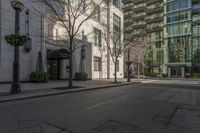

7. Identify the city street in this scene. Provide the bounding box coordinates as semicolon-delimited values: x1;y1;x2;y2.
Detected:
1;0;200;132
0;83;200;133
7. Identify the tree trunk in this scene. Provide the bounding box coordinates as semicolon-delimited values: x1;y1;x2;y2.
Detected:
68;42;73;88
68;53;73;88
137;63;139;81
106;1;111;79
114;62;117;83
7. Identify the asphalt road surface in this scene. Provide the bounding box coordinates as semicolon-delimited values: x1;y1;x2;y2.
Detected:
0;83;200;133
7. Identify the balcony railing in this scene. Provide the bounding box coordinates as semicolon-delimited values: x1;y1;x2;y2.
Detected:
146;6;163;14
147;0;163;5
146;17;163;23
192;0;200;3
192;8;200;14
147;26;163;33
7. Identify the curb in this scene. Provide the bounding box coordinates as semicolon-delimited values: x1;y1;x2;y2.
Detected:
0;82;135;103
139;82;200;90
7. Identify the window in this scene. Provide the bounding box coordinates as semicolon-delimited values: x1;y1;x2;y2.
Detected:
94;57;101;71
48;24;53;38
168;36;191;63
113;0;122;9
167;0;191;13
92;3;100;22
167;22;190;36
113;14;121;49
167;12;190;23
53;28;59;40
113;14;121;32
76;0;85;11
94;28;101;47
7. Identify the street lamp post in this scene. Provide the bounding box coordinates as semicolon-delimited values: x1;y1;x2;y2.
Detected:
127;49;131;82
10;0;24;93
80;45;86;73
80;31;87;73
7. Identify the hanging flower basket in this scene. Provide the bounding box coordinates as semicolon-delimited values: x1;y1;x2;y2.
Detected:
5;34;27;46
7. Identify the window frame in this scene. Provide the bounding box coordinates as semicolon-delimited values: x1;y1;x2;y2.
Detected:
93;57;102;71
94;28;102;47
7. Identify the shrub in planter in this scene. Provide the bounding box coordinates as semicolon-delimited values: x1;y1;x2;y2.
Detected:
162;74;167;78
148;73;156;77
193;73;200;79
75;72;88;81
5;34;27;46
185;73;191;78
31;72;48;83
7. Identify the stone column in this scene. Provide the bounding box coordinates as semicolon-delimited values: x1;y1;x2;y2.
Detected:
181;67;185;78
168;67;171;78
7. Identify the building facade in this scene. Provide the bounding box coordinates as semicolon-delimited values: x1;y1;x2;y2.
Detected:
146;0;166;74
0;0;124;82
124;0;200;77
124;0;146;39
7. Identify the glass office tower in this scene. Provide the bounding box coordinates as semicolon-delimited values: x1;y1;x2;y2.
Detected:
146;0;165;74
191;0;200;77
124;0;200;77
164;0;200;77
164;0;192;77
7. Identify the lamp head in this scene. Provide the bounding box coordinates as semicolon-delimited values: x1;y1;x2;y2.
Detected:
10;0;24;12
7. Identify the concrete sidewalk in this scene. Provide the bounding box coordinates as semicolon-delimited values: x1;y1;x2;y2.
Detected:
0;79;132;93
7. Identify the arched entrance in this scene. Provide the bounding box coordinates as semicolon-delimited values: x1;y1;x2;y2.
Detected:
47;49;69;80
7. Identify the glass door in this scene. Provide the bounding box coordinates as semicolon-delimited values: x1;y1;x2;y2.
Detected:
47;60;60;80
172;67;181;77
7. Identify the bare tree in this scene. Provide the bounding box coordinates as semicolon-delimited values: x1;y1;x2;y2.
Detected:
126;42;148;80
102;24;137;83
34;0;105;88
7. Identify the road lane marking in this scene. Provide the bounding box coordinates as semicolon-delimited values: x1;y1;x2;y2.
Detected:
83;95;130;111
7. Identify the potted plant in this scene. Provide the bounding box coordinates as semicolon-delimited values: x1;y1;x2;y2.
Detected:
30;72;48;83
5;34;28;46
75;72;88;81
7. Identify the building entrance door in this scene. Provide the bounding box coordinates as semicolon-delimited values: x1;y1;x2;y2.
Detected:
47;60;60;80
47;49;69;80
172;67;181;77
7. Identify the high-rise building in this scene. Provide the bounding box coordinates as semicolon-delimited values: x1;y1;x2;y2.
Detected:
124;0;200;78
124;0;146;39
146;0;165;74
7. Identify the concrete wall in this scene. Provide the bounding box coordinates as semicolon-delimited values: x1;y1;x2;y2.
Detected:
109;4;124;79
73;41;92;79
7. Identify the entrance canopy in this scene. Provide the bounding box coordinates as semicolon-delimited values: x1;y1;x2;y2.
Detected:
167;62;192;67
47;49;69;60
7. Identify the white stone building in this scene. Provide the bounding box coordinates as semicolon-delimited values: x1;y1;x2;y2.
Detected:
0;0;124;82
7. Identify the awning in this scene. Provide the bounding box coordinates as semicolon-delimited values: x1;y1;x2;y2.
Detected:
167;62;192;67
47;49;69;60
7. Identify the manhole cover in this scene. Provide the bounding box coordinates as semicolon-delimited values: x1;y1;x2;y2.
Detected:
95;120;139;133
171;108;200;132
